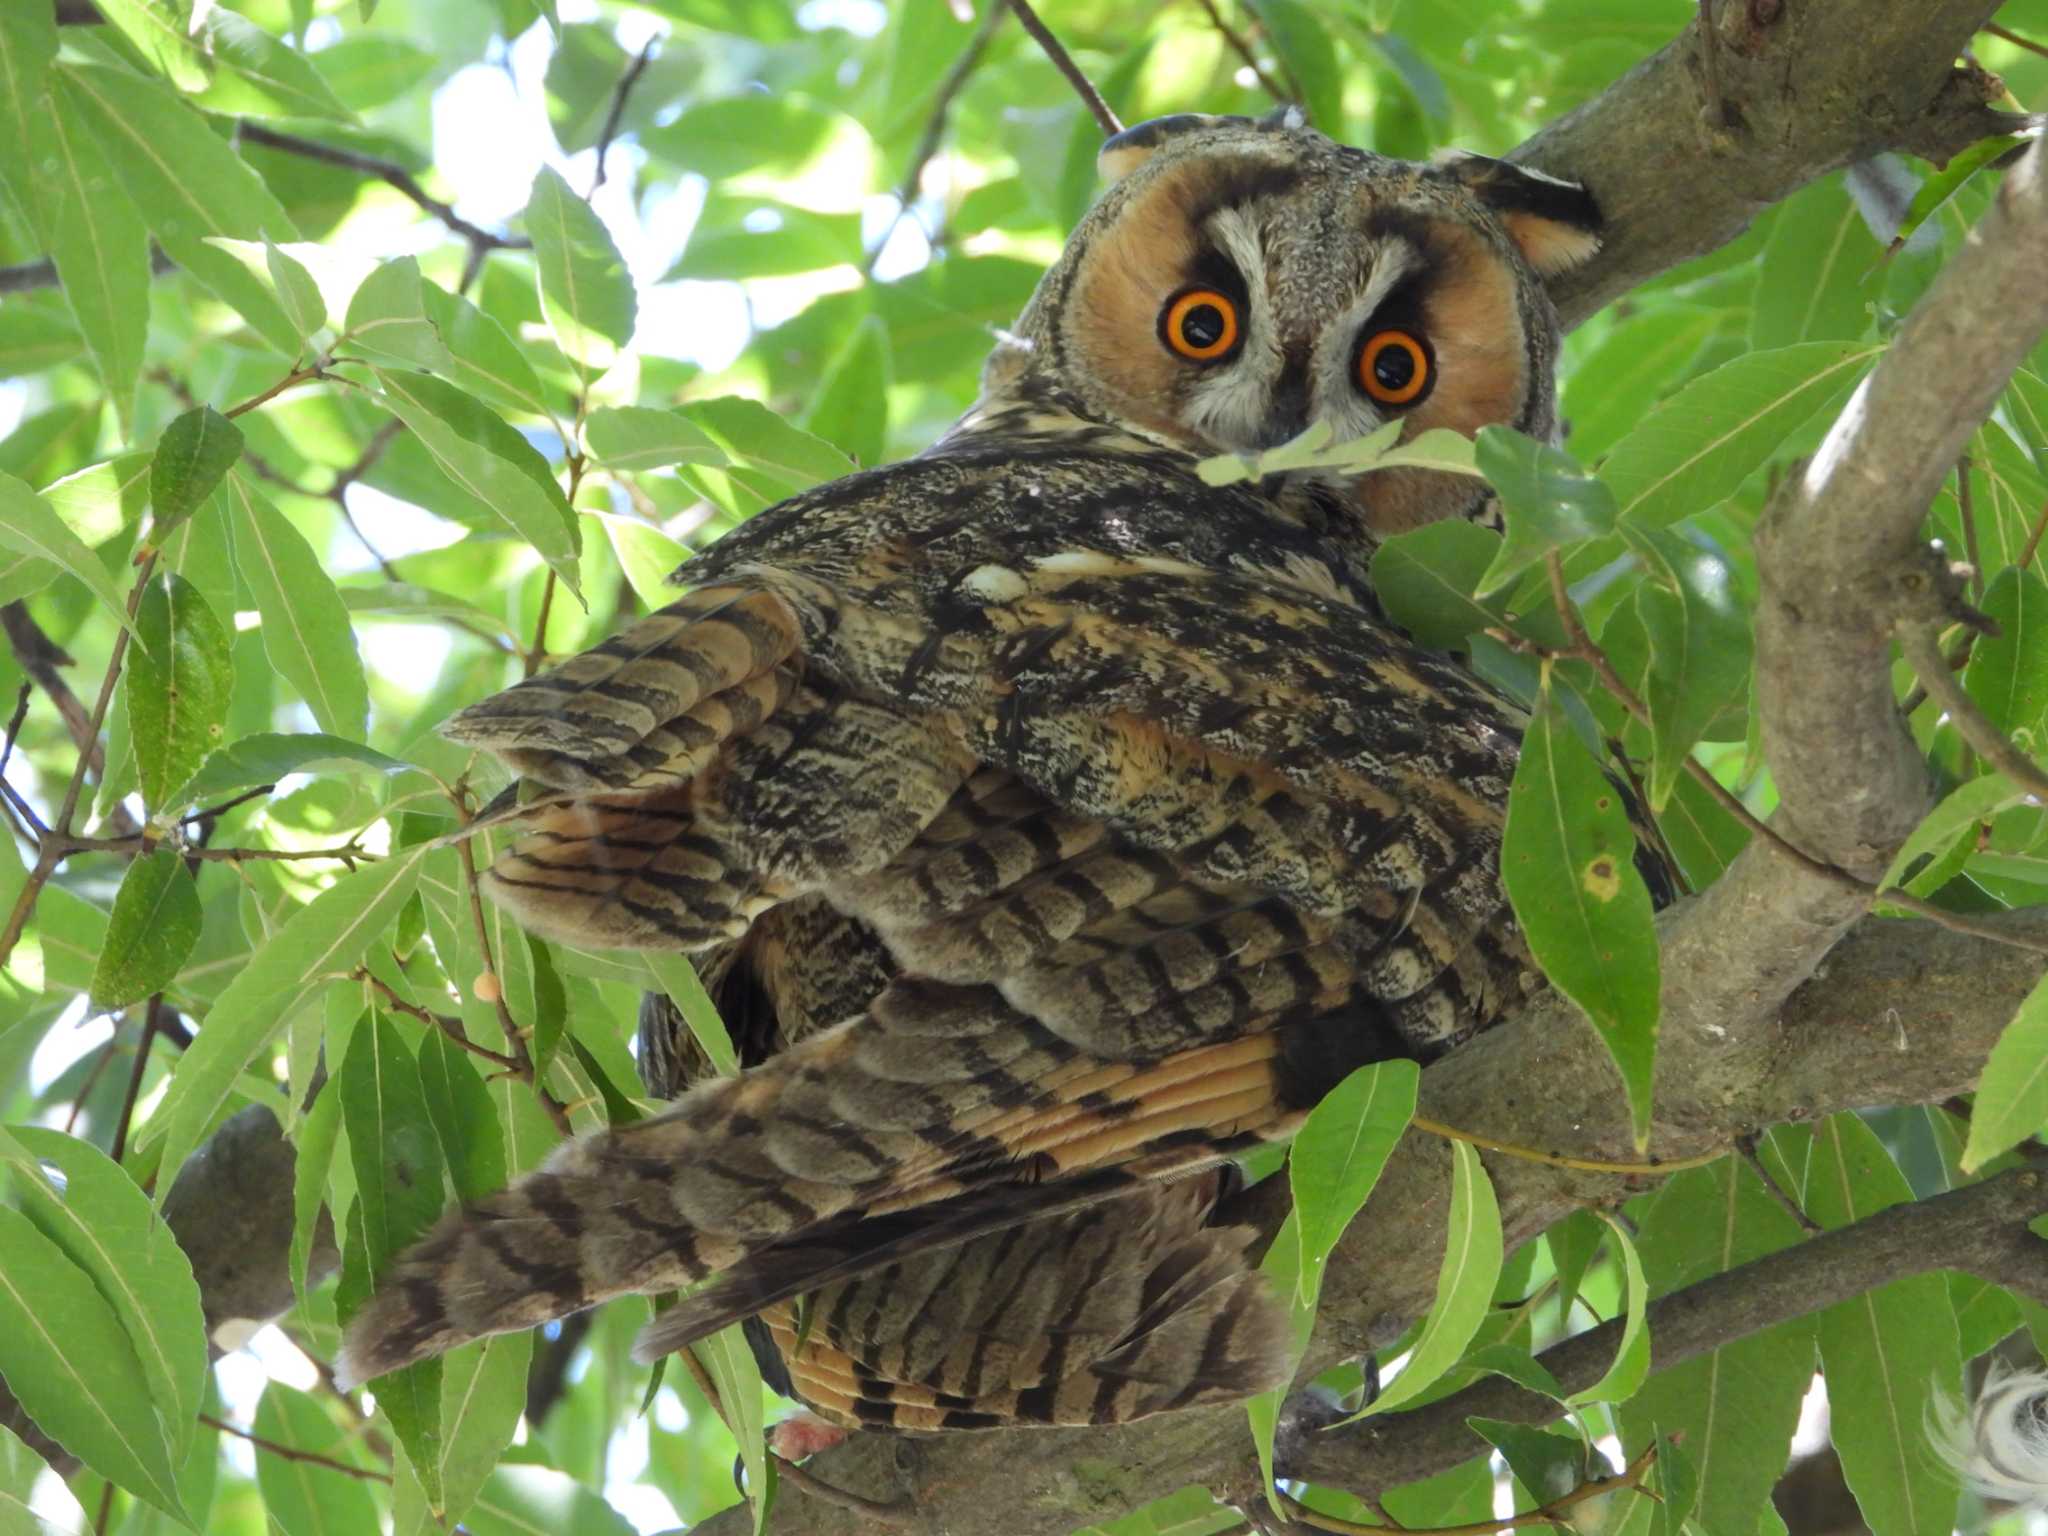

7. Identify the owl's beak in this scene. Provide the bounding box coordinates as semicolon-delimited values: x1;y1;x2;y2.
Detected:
1250;351;1313;451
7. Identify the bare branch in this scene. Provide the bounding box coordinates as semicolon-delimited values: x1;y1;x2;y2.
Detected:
237;123;531;253
1006;0;1121;137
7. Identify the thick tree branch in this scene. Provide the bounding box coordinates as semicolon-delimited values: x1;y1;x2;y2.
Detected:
1290;1166;2048;1493
1516;0;2028;329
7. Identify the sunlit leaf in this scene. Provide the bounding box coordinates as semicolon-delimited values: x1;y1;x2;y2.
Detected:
1502;675;1661;1146
1963;969;2048;1171
1474;426;1616;597
524;165;635;382
126;574;233;815
0;472;142;645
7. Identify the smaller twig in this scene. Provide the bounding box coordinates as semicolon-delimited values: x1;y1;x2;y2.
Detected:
1007;0;1121;136
225;359;333;420
589;39;658;196
2021;498;2048;572
355;968;523;1071
1736;1132;1822;1233
50;832;374;865
1985;21;2048;59
61;1029;126;1138
238;123;530;253
92;1482;114;1536
199;1412;392;1484
1411;1115;1729;1176
181;784;277;824
110;999;166;1164
1899;620;2048;803
1191;0;1293;104
1956;456;1983;603
864;0;1009;275
526;569;559;679
0;245;174;297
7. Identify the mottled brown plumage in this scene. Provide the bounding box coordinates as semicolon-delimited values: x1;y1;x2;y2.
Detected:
336;113;1613;1417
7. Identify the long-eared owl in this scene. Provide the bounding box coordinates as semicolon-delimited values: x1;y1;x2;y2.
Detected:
336;111;1606;1431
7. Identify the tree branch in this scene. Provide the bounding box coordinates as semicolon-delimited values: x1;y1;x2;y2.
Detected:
1288;1166;2048;1494
1516;0;2031;329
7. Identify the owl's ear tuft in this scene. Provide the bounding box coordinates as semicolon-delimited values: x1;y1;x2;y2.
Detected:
1098;114;1220;184
1435;151;1602;276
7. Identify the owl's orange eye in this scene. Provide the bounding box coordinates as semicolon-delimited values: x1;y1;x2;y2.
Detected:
1160;289;1241;362
1356;329;1433;406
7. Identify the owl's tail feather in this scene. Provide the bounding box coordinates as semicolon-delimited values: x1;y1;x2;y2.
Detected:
755;1218;1290;1430
334;1008;1302;1390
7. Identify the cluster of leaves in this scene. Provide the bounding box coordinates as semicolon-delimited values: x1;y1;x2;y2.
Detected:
0;0;2046;1531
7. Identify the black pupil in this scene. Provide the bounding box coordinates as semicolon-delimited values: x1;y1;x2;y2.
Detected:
1181;303;1226;349
1373;343;1417;391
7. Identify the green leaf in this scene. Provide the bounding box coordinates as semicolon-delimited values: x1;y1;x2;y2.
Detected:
55;62;301;354
0;2;57;234
0;472;142;645
1474;426;1616;597
219;470;370;738
1962;567;2048;748
89;851;203;1011
38;85;149;433
4;1128;208;1467
693;1323;768;1534
290;1083;342;1312
1245;1206;1319;1512
640;952;737;1077
1804;1113;1961;1536
1620;523;1752;807
265;241;328;341
674;395;856;498
190;8;353;120
1875;774;2027;895
1467;1417;1586;1507
584;406;727;472
1247;0;1342;134
1289;1061;1418;1303
169;731;406;812
429;1334;530;1529
1562;306;1722;465
310;34;437;113
668;198;864;282
1600;341;1880;528
416;1029;506;1205
1963;969;2048;1171
802;314;891;468
1887;133;2025;254
464;1463;636;1536
344;257;455;371
1369;520;1507;649
126;574;234;815
587;511;688;610
1352;1140;1503;1417
341;1009;447;1504
252;1383;381;1536
418;282;553;421
0;1207;185;1522
1621;1157;1812;1536
1502;676;1661;1146
1748;174;1879;349
372;371;583;599
524;165;635;383
150;407;244;538
145;848;424;1197
1566;1214;1650;1404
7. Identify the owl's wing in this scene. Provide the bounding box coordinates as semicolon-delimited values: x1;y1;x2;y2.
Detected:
641;934;1287;1430
335;455;1528;1390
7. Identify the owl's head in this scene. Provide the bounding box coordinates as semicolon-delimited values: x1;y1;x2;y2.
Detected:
981;113;1601;533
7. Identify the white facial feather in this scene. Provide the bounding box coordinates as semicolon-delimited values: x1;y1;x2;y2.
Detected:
1930;1363;2048;1506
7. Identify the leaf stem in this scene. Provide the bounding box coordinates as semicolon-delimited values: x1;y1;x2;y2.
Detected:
199;1412;392;1484
1006;0;1121;136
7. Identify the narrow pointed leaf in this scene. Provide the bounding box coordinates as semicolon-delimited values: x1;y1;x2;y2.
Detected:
1566;1214;1650;1404
169;732;405;812
126;574;233;814
1352;1141;1503;1417
584;406;727;472
640;952;737;1077
150;407;244;537
1502;677;1661;1145
6;1128;208;1466
1963;969;2048;1171
1474;427;1616;597
1600;342;1881;528
39;88;149;432
692;1323;768;1534
341;1009;447;1504
1621;523;1752;807
145;848;424;1196
252;1383;381;1536
1289;1061;1418;1303
0;473;142;644
220;470;370;739
525;165;635;382
89;851;202;1011
0;1208;185;1522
